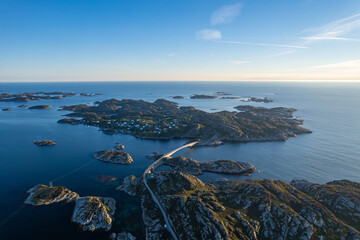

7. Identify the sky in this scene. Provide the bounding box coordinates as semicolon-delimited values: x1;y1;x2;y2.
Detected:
1;0;360;82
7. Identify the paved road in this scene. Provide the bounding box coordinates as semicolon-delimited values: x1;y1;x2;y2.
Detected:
142;141;198;240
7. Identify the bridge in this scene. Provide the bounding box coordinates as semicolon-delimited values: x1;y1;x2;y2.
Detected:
142;141;198;240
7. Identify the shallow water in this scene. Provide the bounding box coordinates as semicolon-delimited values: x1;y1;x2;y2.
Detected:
0;81;359;239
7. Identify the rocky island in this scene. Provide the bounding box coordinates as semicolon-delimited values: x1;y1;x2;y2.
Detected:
162;156;256;175
25;184;78;206
28;105;52;109
25;184;116;232
172;96;184;99
2;108;11;111
119;171;360;239
94;150;133;164
240;97;274;103
33;140;56;146
57;118;82;125
190;94;217;99
58;98;311;143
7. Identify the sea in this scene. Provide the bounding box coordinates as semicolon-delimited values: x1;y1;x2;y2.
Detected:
0;81;359;239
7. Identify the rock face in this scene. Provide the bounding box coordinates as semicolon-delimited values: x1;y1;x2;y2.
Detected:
58;98;311;143
71;196;116;232
28;105;52;109
163;156;256;175
94;150;133;164
190;94;217;99
121;172;360;240
33;140;56;146
25;184;79;206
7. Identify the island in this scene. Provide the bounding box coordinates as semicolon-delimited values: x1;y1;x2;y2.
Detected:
28;105;52;109
119;171;360;239
2;108;11;111
93;150;133;164
190;94;217;99
25;184;78;206
162;156;256;175
25;184;116;232
0;92;76;102
33;140;56;146
240;97;274;103
58;98;311;143
18;104;28;108
80;93;102;96
172;96;184;99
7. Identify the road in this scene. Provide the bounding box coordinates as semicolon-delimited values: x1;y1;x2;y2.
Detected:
142;141;198;240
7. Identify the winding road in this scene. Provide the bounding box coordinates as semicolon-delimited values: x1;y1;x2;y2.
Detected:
142;141;198;240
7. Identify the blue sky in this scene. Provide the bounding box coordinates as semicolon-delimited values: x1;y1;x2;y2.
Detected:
1;0;360;81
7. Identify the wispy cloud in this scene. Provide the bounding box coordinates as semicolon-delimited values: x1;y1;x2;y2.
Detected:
311;59;360;69
217;40;307;49
270;50;297;57
227;60;251;64
167;53;176;57
302;13;360;42
211;3;242;25
196;29;222;40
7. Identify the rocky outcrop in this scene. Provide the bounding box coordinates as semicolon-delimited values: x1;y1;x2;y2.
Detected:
94;150;133;164
28;105;52;109
97;175;118;183
18;105;28;108
80;93;102;96
116;175;144;196
162;156;256;175
2;108;11;111
25;184;78;206
172;96;184;99
114;143;125;150
33;140;56;146
71;196;116;232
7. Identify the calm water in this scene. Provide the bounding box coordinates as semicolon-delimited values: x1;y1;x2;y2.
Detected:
0;81;359;239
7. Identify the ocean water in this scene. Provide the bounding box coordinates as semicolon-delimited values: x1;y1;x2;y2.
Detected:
0;81;359;239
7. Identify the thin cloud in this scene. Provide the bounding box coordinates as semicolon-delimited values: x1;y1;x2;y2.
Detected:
302;13;360;42
311;60;360;69
211;3;242;25
217;40;307;49
196;29;222;40
168;53;176;57
227;60;251;64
